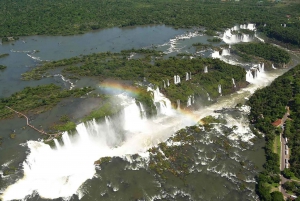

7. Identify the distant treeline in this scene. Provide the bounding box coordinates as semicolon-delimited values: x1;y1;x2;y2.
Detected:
248;64;300;200
0;0;299;47
234;43;291;64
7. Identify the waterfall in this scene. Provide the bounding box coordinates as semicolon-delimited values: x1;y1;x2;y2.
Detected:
186;72;189;81
261;63;264;72
105;116;111;126
187;96;192;107
192;95;195;104
139;102;146;119
62;132;72;147
272;64;277;69
222;24;255;44
148;87;173;116
211;51;221;59
174;75;181;84
221;49;230;56
218;84;222;95
54;139;61;150
163;80;166;88
177;99;180;110
177;75;181;84
246;70;254;83
123;101;145;131
207;93;211;101
232;78;236;88
204;66;208;73
189;72;192;80
167;79;170;87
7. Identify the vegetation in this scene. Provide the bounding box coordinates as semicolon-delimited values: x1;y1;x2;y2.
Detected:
9;133;16;139
192;43;213;50
0;0;299;50
234;43;291;64
0;65;7;70
249;65;300;200
257;22;300;48
22;49;247;106
82;101;122;122
207;37;222;43
0;53;9;58
0;84;93;119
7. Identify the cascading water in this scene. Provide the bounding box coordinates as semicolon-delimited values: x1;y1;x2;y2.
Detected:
186;72;189;81
221;49;230;56
167;79;170;87
148;87;173;116
139;102;147;119
177;99;180;110
204;66;208;73
54;139;61;150
222;24;255;44
174;75;181;84
218;84;222;95
177;75;181;84
187;96;192;107
246;63;266;84
272;64;277;69
232;78;236;88
163;80;166;88
211;51;221;59
207;93;211;101
189;72;192;80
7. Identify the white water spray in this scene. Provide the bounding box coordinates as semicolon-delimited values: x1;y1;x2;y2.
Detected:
204;66;208;73
232;78;236;88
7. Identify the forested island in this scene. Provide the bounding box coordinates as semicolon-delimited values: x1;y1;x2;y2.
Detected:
22;49;247;105
234;43;291;65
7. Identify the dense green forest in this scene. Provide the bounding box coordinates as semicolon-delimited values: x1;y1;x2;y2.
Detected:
22;49;246;105
0;0;299;47
234;43;291;64
0;84;93;119
257;22;300;48
248;64;300;200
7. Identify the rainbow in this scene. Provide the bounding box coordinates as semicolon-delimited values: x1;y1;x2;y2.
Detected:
99;81;143;97
100;81;204;124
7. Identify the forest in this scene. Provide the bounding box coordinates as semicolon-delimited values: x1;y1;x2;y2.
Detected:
0;0;299;47
248;64;300;200
22;49;247;105
234;43;291;64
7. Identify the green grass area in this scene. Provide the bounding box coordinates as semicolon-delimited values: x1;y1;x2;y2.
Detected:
273;134;281;156
291;176;300;183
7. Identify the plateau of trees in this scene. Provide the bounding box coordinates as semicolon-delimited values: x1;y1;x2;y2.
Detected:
0;0;299;50
234;43;291;64
249;65;300;200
